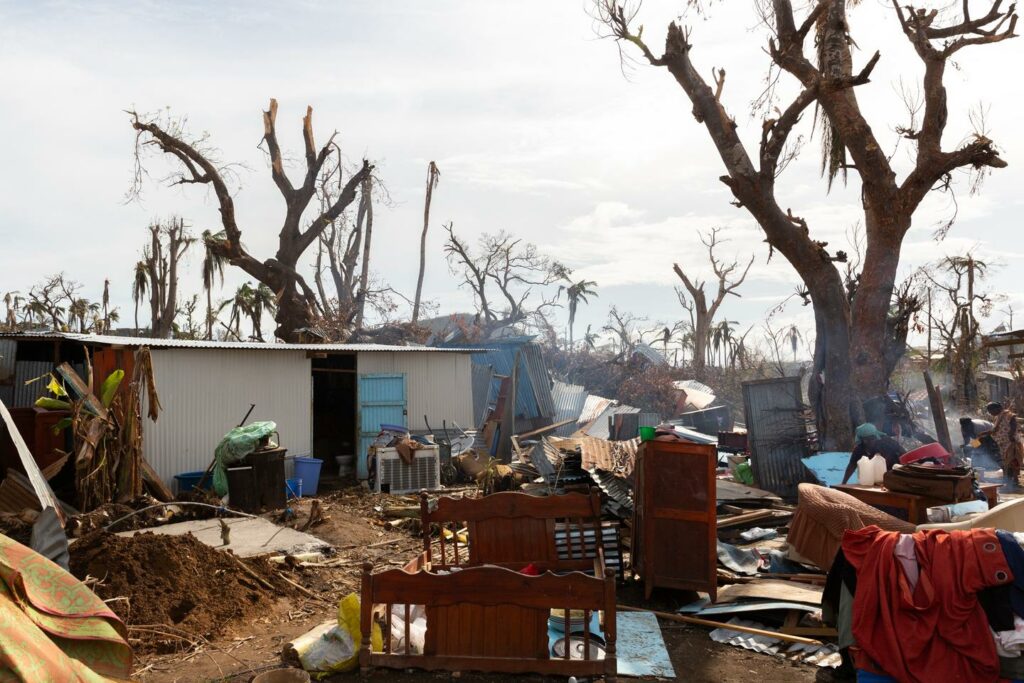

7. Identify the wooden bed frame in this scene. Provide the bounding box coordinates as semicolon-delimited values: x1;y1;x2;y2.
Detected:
359;562;617;680
417;488;607;573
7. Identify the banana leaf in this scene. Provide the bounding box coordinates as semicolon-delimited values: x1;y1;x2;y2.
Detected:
35;397;71;411
100;370;124;408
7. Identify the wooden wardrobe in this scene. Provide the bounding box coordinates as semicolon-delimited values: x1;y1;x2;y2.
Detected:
631;439;717;600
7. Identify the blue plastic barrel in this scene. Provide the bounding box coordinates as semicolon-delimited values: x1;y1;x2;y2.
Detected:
293;457;322;496
285;477;302;499
173;470;210;494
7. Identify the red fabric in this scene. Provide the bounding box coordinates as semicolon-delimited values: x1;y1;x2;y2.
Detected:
519;563;541;576
842;525;1013;683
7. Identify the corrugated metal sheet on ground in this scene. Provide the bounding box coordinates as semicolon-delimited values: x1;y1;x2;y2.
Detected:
709;618;841;668
588;468;634;518
551;380;588;437
548;435;640;477
742;377;814;499
471;363;494;429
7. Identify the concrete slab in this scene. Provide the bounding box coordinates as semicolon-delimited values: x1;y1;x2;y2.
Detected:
117;516;331;558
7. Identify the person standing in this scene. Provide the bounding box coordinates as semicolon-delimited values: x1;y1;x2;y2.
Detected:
987;402;1023;489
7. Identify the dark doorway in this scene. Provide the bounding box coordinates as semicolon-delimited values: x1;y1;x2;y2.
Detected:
312;354;358;475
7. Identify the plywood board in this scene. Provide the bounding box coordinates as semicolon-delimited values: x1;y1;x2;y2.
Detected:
715;579;823;605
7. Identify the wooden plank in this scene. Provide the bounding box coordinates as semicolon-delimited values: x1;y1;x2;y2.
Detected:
715;579;823;605
716;509;775;528
923;370;954;455
0;398;64;524
140;457;173;502
513;418;576;441
617;605;823;646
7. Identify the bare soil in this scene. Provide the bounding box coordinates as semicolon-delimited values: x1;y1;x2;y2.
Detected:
113;485;828;681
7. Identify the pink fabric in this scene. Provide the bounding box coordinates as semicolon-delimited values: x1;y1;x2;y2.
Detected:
894;534;920;591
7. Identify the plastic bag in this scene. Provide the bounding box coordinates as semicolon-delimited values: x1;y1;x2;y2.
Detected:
336;592;381;671
212;420;277;496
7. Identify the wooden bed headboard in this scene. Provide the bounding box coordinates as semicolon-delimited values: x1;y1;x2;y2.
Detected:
360;562;617;680
419;489;605;571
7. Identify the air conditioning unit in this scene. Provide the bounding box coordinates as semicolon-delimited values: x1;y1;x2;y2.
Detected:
373;446;440;494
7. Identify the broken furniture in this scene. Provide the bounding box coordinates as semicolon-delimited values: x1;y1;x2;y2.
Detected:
834;482;998;524
226;446;287;512
630;439;717;600
359;563;617;680
417;489;608;574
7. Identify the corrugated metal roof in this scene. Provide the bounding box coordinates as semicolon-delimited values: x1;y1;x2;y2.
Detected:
577;394;614;428
633;343;669;366
449;338;554;420
0;331;481;353
471;363;495;428
584;402;641;439
983;370;1016;380
551;380;588;437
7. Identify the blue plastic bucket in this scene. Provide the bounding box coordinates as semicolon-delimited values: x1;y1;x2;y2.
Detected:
285;477;302;499
293;457;322;496
173;470;211;494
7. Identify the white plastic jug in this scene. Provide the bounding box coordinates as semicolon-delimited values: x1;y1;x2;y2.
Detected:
857;456;876;486
870;454;887;482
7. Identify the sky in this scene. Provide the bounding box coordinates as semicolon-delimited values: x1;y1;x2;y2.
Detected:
0;0;1021;353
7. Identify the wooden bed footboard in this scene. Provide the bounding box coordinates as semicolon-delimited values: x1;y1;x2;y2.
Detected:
359;562;617;680
419;489;609;574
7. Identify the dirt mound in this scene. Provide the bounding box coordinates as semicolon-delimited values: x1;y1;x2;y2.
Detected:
69;531;287;649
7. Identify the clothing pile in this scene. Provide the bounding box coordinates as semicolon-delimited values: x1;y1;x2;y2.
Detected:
824;524;1024;682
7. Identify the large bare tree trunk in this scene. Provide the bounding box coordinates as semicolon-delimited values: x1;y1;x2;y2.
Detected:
412;162;440;324
353;175;374;330
130;99;373;342
600;0;1013;447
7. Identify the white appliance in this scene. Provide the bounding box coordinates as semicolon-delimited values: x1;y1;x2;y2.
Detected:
372;445;440;494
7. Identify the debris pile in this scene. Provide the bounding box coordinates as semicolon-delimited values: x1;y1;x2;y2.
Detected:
69;531;289;650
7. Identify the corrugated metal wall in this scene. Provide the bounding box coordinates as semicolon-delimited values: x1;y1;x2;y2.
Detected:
357;351;473;431
143;349;312;485
742;376;813;499
12;361;52;407
0;340;15;383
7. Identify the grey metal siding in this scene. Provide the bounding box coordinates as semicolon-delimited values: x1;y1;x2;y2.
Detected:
142;349;313;486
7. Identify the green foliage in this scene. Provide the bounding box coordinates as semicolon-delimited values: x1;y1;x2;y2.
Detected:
100;369;125;408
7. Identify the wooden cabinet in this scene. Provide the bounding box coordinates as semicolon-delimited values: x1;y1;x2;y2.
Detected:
631;439;717;601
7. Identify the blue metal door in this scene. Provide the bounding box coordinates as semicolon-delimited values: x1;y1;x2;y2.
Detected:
358;373;407;479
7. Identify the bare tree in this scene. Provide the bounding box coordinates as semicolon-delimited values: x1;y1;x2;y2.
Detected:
673;227;753;379
598;0;1016;448
412;161;440;323
141;218;195;339
922;253;994;407
603;306;645;355
129;99;373;341
443;224;568;333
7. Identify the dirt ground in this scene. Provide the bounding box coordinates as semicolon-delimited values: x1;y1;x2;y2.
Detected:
125;485;829;683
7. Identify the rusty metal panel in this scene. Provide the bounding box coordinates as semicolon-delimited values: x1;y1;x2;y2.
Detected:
742;376;813;499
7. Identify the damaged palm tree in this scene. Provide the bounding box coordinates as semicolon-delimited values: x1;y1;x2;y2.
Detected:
38;349;163;511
